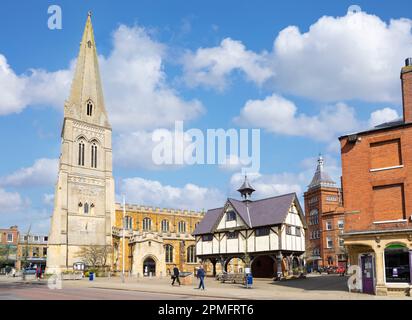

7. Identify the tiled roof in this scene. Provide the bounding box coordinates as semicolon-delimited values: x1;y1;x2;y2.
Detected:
308;156;337;190
193;193;298;235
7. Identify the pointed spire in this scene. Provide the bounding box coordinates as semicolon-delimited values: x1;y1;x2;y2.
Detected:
237;175;255;201
308;154;337;190
65;12;110;128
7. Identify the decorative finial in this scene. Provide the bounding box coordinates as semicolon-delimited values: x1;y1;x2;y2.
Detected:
88;11;92;17
318;153;324;167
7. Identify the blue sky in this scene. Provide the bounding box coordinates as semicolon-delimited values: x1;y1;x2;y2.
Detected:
0;0;411;233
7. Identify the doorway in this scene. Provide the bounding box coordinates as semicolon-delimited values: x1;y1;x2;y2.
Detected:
361;254;374;294
143;257;156;276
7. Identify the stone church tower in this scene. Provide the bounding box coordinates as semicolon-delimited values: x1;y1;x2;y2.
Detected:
46;13;115;273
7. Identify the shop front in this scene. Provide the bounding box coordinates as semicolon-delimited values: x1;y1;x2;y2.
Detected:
344;232;412;296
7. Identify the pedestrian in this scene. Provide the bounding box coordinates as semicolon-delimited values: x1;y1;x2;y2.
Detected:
171;265;180;286
35;265;40;281
196;265;205;290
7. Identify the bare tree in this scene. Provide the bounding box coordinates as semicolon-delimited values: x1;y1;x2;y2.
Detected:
75;245;112;270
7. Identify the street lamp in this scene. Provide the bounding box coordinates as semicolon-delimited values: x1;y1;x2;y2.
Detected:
122;195;126;283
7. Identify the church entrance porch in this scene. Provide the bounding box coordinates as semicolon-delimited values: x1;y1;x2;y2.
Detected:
143;257;156;277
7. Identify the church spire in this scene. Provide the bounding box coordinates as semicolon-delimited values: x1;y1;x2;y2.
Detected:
65;12;110;128
308;154;337;190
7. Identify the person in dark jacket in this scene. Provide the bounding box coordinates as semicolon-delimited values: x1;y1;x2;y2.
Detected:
196;265;206;290
171;265;180;286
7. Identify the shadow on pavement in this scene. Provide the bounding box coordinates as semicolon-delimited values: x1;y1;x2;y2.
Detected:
270;274;349;292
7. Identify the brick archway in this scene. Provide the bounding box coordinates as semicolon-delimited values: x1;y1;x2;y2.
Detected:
251;255;276;278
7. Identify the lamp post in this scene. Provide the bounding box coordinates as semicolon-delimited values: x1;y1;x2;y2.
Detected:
122;195;126;283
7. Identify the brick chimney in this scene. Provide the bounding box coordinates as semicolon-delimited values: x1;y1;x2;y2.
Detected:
401;58;412;123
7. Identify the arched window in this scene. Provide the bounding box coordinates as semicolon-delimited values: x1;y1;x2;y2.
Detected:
78;140;85;166
84;202;89;214
161;219;169;232
165;244;173;263
309;209;319;225
124;216;133;230
142;217;151;231
86;101;93;116
91;142;97;168
186;245;196;263
178;221;186;234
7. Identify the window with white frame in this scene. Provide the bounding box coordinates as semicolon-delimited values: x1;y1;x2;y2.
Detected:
161;219;169;232
178;221;186;233
226;210;236;221
34;236;39;242
309;209;319;225
142;217;151;231
325;221;332;230
202;234;213;241
286;225;292;235
326;237;333;248
165;244;173;263
7;233;13;242
187;245;196;263
339;238;344;247
337;220;344;230
295;227;301;237
124;216;133;230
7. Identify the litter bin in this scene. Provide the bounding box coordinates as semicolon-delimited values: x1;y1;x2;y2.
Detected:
245;273;253;288
89;272;94;281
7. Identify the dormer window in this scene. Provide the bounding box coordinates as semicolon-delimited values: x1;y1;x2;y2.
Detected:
226;210;236;221
86;101;93;116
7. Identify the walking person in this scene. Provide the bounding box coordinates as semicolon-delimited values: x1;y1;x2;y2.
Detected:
196;265;205;290
171;265;180;286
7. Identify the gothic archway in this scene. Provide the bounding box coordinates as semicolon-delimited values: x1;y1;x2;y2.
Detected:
143;257;156;276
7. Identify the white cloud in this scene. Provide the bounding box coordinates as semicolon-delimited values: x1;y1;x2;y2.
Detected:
230;154;342;200
235;94;360;142
368;107;400;127
182;11;412;103
100;25;204;131
0;158;58;188
43;193;54;206
0;55;73;115
0;188;27;214
218;154;250;172
230;172;303;199
0;25;204;132
119;177;225;211
182;38;273;90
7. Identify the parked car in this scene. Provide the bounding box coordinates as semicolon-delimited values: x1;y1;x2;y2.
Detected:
337;266;346;275
23;268;37;275
327;266;337;274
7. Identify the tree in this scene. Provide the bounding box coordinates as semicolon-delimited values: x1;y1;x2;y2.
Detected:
75;245;112;270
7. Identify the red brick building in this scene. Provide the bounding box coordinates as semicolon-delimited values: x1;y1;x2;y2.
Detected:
304;156;347;270
0;226;20;269
340;59;412;296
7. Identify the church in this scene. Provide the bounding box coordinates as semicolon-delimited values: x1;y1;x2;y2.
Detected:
46;13;203;276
